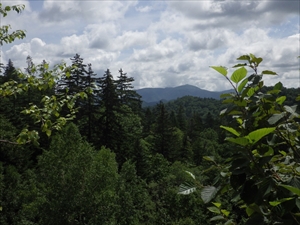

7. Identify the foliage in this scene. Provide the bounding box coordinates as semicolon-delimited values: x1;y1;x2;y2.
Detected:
179;54;300;224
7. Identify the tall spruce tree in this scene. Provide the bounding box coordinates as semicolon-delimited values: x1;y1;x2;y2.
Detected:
96;69;121;151
116;68;142;113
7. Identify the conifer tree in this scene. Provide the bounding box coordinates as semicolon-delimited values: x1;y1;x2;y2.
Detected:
116;68;142;113
153;102;174;160
96;69;121;150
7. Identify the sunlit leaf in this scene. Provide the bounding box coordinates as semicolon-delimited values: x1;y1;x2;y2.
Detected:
269;197;294;206
238;78;248;93
276;96;286;105
178;182;196;195
220;125;240;136
247;127;276;144
231;67;247;84
280;184;300;197
268;113;285;125
210;66;228;76
201;186;220;203
185;171;195;180
262;70;277;75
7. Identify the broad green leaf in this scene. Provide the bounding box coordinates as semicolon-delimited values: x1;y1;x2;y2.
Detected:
237;55;250;62
221;209;230;217
262;70;277;75
247;127;276;144
201;186;220;203
269;197;294;206
210;215;224;221
280;184;300;197
207;206;221;214
268;113;285;125
210;66;227;76
212;202;222;208
203;156;215;162
247;87;255;97
230;67;247;84
276;96;286;105
178;182;196;195
185;171;195;180
274;82;283;90
220;125;240;136
226;137;249;146
254;57;263;66
238;78;248;93
284;105;299;117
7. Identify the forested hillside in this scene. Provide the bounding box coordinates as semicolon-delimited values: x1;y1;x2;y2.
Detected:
1;4;300;225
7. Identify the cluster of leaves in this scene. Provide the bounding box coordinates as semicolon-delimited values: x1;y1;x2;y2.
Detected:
179;54;300;224
0;3;26;45
0;60;88;145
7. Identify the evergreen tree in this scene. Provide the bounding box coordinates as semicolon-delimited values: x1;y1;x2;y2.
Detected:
177;104;187;131
116;68;142;113
96;69;121;151
57;53;88;95
0;59;18;82
153;102;174;160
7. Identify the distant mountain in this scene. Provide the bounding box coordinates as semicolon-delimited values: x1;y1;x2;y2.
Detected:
136;84;232;105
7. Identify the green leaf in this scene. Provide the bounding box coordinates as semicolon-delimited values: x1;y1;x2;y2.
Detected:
212;202;222;208
185;171;195;180
210;66;228;76
224;219;235;225
230;67;247;84
247;127;276;144
220;108;227;115
221;209;230;217
220;125;240;136
178;182;196;195
238;77;248;93
210;215;224;221
203;156;215;162
262;70;277;75
233;63;247;68
268;113;285;125
201;186;220;203
284;105;299;117
207;206;221;214
269;197;294;206
280;184;300;197
276;96;286;105
237;55;250;62
226;137;249;146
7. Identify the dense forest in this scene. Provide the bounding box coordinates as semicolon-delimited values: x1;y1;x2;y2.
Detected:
1;4;300;225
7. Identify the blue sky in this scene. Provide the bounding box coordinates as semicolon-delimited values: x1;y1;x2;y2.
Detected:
1;0;299;91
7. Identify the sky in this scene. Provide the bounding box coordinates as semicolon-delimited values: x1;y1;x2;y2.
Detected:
1;0;299;91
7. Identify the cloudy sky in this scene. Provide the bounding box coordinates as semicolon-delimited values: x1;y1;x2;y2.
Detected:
1;0;299;91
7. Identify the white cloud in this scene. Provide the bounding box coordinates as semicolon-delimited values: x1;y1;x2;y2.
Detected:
1;0;299;91
135;6;152;13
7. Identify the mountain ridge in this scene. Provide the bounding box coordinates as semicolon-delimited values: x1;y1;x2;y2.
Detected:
136;84;232;104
